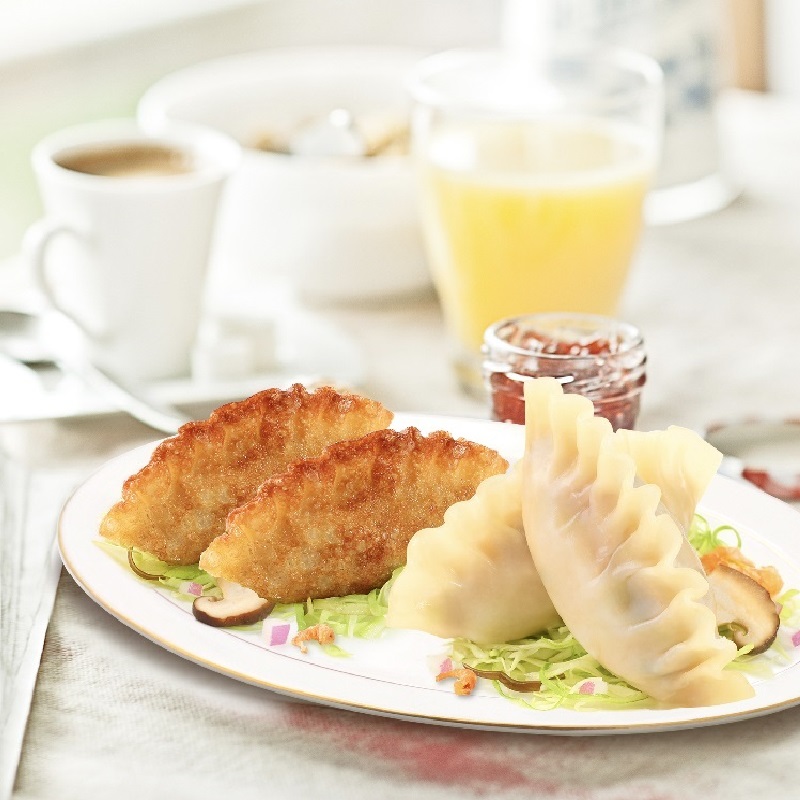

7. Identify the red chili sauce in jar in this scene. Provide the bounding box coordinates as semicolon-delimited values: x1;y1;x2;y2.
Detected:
482;313;647;431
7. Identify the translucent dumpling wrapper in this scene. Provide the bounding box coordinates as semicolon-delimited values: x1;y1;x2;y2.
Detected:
387;413;722;644
522;377;754;707
386;462;559;643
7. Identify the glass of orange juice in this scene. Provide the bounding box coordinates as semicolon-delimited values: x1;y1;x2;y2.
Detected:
409;48;663;396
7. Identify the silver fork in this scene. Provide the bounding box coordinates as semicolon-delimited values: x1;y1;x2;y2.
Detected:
0;307;189;436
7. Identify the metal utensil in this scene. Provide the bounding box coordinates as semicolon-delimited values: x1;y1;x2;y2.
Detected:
0;308;190;435
0;310;54;366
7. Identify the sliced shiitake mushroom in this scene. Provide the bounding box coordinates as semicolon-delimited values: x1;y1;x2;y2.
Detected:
193;578;275;627
708;565;781;655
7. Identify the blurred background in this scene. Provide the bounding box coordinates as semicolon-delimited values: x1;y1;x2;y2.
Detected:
0;0;501;266
0;0;786;265
1;0;798;425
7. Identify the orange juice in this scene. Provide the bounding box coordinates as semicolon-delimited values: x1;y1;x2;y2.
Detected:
418;118;653;353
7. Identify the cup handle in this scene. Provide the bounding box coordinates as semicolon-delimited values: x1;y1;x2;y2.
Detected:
22;218;96;337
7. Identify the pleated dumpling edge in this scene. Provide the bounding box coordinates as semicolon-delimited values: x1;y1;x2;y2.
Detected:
385;462;560;643
522;377;754;708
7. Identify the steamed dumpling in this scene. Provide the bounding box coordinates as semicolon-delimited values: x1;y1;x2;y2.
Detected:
615;426;722;608
522;377;754;707
614;426;722;530
387;412;722;645
386;462;559;642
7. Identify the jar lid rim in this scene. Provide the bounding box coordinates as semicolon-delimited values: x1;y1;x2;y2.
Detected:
483;313;644;359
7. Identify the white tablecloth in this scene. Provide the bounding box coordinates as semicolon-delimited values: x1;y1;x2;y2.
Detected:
8;90;800;800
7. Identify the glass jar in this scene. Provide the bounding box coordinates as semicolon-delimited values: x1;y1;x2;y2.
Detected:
482;313;647;430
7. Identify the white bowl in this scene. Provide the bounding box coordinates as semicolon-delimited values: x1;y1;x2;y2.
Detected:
138;46;431;304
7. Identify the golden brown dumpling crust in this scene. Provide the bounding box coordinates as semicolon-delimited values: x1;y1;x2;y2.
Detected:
99;384;393;564
199;427;508;602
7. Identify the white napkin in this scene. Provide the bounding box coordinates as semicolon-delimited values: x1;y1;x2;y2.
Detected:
0;413;161;799
1;462;86;800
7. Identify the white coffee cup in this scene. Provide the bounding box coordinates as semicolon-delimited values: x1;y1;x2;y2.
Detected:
24;119;241;383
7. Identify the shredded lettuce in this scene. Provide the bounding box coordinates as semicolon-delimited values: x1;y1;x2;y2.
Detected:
98;536;397;647
778;588;800;626
272;567;401;641
95;540;222;602
443;513;790;709
316;643;352;658
99;509;795;711
450;628;652;710
266;568;402;657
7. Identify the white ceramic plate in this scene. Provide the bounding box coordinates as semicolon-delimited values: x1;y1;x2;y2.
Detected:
58;413;800;735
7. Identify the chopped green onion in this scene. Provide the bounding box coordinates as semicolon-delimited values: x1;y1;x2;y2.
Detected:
94;540;221;600
687;514;742;555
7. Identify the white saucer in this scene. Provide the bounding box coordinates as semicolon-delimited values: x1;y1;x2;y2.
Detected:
0;308;365;424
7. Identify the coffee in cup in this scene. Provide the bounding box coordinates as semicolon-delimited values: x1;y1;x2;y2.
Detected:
54;142;195;178
25;119;241;383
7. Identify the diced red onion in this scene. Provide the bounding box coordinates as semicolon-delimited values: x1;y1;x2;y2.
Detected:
792;630;800;648
269;623;291;646
185;582;203;597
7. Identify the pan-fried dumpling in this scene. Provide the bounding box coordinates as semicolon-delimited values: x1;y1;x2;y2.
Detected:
386;462;559;642
100;384;393;564
522;377;754;707
386;421;721;643
199;427;508;601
